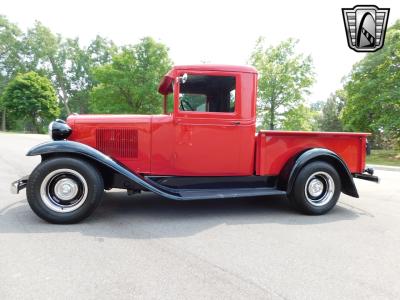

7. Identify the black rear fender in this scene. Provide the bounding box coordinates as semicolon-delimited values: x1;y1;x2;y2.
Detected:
279;148;359;198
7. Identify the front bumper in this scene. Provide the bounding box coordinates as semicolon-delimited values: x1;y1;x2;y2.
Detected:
10;175;29;194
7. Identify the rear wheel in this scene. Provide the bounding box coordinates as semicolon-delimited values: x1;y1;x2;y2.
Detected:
27;157;104;224
289;161;341;215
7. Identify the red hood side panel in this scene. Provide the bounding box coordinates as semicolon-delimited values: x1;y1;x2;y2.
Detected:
67;114;153;174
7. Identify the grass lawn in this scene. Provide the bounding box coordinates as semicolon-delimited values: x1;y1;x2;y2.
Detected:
367;149;400;167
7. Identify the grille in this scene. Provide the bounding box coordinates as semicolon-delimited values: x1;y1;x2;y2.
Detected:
96;128;138;158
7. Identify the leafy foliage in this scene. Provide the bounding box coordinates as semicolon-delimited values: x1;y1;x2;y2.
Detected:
23;23;118;117
318;91;344;132
65;36;117;114
249;38;315;129
281;104;318;131
1;72;59;132
89;37;172;114
0;16;172;132
342;20;400;146
0;15;25;130
24;22;72;114
0;16;23;84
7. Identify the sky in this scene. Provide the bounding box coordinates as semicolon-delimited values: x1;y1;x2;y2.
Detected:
2;0;399;103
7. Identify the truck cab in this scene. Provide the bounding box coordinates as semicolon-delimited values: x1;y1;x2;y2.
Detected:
11;65;379;224
154;65;257;176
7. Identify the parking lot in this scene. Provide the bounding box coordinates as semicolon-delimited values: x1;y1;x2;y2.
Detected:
1;133;399;299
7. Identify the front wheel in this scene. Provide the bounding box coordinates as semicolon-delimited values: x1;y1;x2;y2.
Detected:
27;157;104;224
289;161;341;215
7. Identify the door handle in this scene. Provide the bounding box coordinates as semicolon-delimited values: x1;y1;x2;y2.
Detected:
232;121;241;125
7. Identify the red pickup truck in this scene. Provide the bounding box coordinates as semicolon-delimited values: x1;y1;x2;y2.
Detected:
11;65;378;223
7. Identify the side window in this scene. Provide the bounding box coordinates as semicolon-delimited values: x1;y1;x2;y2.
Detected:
178;75;236;113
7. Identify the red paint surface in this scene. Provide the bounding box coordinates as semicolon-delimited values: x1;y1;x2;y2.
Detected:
67;65;368;177
256;131;369;175
68;115;152;173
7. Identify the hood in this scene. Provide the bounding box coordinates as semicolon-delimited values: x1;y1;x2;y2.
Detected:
67;114;152;125
65;114;155;173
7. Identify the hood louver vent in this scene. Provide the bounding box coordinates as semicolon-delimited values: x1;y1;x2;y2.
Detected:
96;128;138;158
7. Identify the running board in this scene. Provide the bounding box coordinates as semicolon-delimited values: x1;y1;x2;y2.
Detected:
177;188;286;200
98;161;287;201
145;177;286;200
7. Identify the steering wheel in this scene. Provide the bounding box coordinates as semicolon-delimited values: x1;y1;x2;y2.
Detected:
180;99;194;111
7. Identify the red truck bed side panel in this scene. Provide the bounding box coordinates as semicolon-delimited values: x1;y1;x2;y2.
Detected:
256;131;368;176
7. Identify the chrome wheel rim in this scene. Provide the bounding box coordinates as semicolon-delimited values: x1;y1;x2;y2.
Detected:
40;169;88;213
304;172;334;206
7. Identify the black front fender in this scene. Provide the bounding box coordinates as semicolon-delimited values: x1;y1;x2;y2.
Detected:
27;141;181;199
285;148;359;198
28;140;111;160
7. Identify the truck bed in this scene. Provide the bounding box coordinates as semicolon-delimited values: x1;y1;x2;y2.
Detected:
255;131;369;176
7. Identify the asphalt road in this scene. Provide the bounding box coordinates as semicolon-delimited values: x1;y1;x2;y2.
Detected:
1;133;399;300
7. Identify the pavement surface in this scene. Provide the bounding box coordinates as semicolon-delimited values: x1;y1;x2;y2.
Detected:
369;164;400;172
0;133;399;300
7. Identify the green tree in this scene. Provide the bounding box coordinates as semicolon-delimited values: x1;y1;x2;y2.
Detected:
281;104;318;131
86;35;117;66
24;22;72;114
90;37;172;114
67;36;117;114
1;72;59;133
0;15;24;131
342;20;400;146
249;38;315;129
24;23;118;116
318;91;344;132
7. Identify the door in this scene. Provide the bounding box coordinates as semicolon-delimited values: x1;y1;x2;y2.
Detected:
172;72;252;176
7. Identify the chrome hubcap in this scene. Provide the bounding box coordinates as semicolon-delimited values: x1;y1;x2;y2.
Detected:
304;172;335;206
307;178;324;197
40;168;88;213
54;178;79;201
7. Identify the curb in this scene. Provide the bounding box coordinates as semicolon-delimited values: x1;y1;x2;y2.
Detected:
368;164;400;172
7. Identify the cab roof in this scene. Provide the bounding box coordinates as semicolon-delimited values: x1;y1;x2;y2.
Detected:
172;64;258;74
158;64;258;95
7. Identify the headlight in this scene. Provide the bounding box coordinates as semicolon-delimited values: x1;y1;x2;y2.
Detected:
48;119;72;140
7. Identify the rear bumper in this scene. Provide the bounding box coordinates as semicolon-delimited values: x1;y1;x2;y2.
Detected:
10;175;29;194
353;168;379;183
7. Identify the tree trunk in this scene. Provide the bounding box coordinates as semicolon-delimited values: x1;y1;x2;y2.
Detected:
269;102;275;130
33;118;41;134
60;86;71;115
1;110;6;131
48;56;71;115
